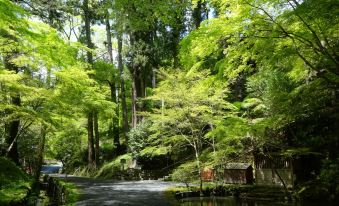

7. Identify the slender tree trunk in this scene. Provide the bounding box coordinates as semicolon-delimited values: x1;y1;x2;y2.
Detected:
87;112;95;168
131;70;138;128
83;0;93;65
105;14;121;152
139;71;146;123
210;124;216;155
118;34;129;148
192;0;203;29
32;124;46;192
105;15;114;64
192;0;208;30
94;111;100;168
193;141;203;195
130;34;149;127
129;32;148;128
83;0;95;168
152;68;156;88
108;82;121;153
129;32;138;129
172;16;182;68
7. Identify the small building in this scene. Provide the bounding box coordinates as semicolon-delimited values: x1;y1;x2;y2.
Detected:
254;153;322;188
254;154;294;188
223;163;253;184
201;168;214;181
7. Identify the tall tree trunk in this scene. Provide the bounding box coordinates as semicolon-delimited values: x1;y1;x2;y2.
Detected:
192;0;207;29
108;82;121;153
172;15;183;68
139;71;146;123
131;69;138;128
152;68;156;88
94;111;100;168
84;0;93;65
83;0;95;168
129;32;137;129
192;0;202;29
4;57;20;165
32;124;46;192
105;15;114;64
193;141;203;195
87;112;95;168
105;14;121;152
118;34;129;148
129;32;149;128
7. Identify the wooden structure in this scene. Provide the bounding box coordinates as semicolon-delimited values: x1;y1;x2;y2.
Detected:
201;168;214;181
254;154;294;188
223;163;253;184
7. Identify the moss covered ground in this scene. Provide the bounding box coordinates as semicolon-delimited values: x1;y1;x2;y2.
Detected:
0;157;32;205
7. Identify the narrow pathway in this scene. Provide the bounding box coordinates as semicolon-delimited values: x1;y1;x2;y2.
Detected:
61;176;179;206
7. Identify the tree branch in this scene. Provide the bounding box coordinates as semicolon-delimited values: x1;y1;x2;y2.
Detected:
287;0;339;66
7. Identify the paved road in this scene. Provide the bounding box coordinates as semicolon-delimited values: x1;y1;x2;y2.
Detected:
60;176;180;206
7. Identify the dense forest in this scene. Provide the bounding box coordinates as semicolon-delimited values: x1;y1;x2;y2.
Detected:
0;0;338;204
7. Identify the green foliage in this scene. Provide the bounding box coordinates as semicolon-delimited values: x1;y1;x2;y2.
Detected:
179;18;230;73
206;0;337;140
206;116;250;162
175;3;339;197
54;64;116;114
46;118;85;171
146;69;228;159
112;0;188;33
93;60;117;84
0;0;117;174
171;161;198;188
139;146;170;158
0;0;79;127
128;121;151;158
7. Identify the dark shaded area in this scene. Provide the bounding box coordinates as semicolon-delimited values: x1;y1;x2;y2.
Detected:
178;197;324;206
138;154;174;170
